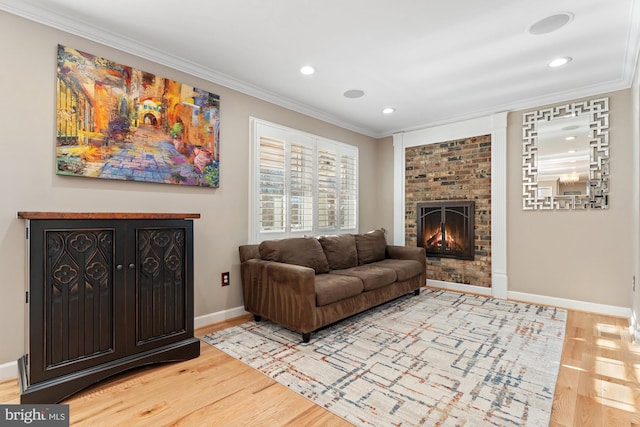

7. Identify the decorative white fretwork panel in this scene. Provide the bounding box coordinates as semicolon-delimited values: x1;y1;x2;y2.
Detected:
522;98;609;210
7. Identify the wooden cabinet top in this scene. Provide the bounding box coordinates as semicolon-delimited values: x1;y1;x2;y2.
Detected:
17;212;201;220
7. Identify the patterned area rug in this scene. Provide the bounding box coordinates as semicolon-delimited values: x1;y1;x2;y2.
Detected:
202;289;567;426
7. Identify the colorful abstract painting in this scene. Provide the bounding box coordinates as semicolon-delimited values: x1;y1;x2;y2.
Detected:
56;45;220;187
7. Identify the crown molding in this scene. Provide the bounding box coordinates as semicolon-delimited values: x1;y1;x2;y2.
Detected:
0;1;378;138
1;0;637;140
386;78;630;137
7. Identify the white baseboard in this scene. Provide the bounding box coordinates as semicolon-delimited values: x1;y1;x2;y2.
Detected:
630;325;640;343
630;311;640;343
194;306;248;329
508;291;631;318
0;307;248;382
0;360;17;381
427;279;493;296
427;279;631;318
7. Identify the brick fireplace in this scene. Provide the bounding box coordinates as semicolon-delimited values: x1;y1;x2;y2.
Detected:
404;135;492;287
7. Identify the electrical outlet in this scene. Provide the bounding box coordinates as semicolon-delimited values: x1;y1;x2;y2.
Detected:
221;272;230;286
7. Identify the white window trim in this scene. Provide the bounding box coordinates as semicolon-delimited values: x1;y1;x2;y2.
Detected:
249;117;358;243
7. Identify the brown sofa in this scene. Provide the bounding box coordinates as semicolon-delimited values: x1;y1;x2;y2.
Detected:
238;229;426;342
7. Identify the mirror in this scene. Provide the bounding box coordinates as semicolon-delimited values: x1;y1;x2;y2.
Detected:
522;98;609;210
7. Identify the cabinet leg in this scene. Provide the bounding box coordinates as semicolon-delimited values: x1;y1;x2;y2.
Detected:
414;288;421;296
254;314;262;322
302;332;311;343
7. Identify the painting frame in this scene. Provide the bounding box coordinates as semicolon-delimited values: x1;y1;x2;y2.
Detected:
56;44;220;188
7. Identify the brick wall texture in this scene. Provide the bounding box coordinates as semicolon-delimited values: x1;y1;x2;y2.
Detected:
404;134;492;287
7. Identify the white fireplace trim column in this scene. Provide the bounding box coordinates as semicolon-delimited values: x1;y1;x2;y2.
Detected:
393;112;508;299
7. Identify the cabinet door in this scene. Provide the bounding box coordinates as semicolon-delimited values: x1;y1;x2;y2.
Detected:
27;220;127;384
126;220;194;353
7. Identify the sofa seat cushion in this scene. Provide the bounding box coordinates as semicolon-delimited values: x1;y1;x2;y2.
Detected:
369;259;423;282
329;265;396;291
315;274;364;307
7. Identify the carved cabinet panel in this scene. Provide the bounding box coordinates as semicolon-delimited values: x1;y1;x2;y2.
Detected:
29;223;121;385
18;215;199;403
127;223;193;353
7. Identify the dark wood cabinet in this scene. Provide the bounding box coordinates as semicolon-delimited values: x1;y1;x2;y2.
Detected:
17;212;201;403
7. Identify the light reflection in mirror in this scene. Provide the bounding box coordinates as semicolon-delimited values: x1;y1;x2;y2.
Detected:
536;114;590;198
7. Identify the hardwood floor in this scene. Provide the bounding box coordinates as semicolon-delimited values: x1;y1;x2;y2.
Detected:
1;309;639;426
550;311;640;426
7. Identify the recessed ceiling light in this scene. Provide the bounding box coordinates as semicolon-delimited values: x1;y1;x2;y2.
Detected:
344;89;365;99
382;107;395;114
528;12;574;35
565;136;576;141
300;65;315;75
548;57;572;68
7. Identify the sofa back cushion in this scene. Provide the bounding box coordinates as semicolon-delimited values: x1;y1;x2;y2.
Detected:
355;229;387;265
259;237;330;274
319;234;358;270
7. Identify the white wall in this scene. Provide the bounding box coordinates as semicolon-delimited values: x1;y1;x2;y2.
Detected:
507;90;633;310
0;11;380;366
1;7;636;375
375;136;395;241
378;90;633;313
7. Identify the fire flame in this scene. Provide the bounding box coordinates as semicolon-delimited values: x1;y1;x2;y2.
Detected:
424;228;463;252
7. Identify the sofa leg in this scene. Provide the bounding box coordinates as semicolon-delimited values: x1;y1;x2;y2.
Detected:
302;332;311;343
254;314;262;322
414;288;421;296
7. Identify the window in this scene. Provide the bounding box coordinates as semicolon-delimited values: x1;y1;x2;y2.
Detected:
250;118;358;242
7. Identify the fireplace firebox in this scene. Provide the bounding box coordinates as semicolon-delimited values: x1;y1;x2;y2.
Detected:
417;201;475;260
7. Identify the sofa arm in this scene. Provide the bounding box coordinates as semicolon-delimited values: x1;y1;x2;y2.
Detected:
241;259;317;333
386;245;426;263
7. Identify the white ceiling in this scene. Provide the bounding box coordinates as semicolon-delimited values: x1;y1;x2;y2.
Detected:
1;0;639;137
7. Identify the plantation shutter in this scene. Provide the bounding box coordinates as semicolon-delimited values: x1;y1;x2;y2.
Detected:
317;147;337;230
251;118;358;241
340;152;357;229
289;139;314;232
258;136;285;232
